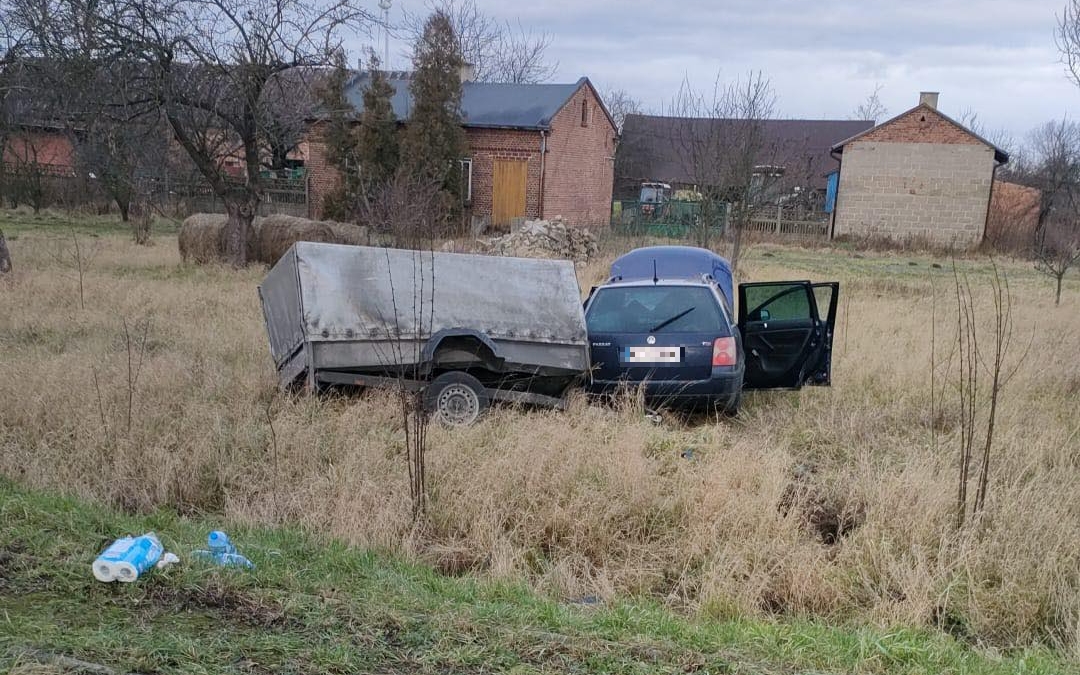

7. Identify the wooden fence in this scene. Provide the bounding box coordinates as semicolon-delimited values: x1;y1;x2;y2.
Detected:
611;200;831;241
746;205;830;239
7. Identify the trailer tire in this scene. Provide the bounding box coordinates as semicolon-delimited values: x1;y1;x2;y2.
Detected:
425;371;489;427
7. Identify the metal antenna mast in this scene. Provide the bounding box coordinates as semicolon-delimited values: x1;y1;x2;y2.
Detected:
378;0;392;67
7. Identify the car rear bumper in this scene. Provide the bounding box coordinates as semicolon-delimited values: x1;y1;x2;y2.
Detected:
586;365;744;407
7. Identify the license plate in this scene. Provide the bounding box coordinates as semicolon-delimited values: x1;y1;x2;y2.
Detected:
623;346;682;363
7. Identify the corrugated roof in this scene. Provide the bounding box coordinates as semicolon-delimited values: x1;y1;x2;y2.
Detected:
617;115;875;191
343;75;587;130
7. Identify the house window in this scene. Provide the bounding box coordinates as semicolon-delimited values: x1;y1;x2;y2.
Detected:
581;99;589;127
459;157;473;203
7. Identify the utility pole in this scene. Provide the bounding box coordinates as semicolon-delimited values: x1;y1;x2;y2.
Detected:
379;0;392;67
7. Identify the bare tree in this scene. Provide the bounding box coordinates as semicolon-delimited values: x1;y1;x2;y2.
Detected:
668;71;777;271
1026;119;1080;223
1058;0;1080;88
851;82;887;122
956;107;1015;160
600;86;642;132
1004;119;1080;302
404;0;556;83
49;233;99;309
361;169;446;519
12;0;373;266
950;263;1027;529
1035;216;1080;305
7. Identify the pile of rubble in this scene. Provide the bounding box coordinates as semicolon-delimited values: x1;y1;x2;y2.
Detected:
479;216;599;264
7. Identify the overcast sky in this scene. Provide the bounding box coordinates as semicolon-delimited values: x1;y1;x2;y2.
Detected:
362;0;1078;143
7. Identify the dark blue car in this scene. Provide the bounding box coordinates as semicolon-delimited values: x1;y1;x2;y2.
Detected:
583;246;839;414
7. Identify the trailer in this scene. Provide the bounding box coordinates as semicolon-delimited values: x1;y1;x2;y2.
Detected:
258;242;591;425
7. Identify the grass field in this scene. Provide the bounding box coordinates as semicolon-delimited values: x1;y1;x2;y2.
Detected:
2;208;1080;670
2;480;1075;674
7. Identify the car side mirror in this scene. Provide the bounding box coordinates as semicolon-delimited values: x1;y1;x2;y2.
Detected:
758;309;770;322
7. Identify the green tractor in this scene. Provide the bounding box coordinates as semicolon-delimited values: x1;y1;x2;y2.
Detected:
617;182;705;237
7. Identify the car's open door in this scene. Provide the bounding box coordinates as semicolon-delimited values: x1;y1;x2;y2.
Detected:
737;281;839;389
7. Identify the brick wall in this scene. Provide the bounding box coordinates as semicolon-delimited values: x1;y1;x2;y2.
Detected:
542;83;616;227
3;131;76;171
986;180;1041;252
465;127;542;227
833;107;996;247
859;106;983;145
304;83;617;229
305;122;340;220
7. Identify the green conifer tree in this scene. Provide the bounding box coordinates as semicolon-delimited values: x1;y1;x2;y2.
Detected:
401;10;467;230
356;53;399;188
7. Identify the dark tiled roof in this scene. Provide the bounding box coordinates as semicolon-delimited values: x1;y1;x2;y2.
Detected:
343;75;590;130
617;115;875;191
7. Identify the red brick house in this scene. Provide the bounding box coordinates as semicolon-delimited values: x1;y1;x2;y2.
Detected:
830;92;1009;247
305;75;618;228
3;123;78;175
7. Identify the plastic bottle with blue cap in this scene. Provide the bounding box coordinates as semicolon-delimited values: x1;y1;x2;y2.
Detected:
194;530;254;568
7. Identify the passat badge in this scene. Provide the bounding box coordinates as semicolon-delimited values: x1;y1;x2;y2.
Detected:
646;335;656;345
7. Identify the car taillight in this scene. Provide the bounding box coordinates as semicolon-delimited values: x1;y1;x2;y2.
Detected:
712;337;736;366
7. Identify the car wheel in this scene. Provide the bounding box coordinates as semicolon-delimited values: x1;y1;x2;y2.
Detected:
424;371;490;427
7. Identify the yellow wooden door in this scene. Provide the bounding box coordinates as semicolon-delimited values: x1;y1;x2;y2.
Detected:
492;159;528;227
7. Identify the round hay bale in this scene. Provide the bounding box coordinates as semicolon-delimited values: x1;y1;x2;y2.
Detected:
178;213;263;264
178;214;227;264
258;214;336;265
326;221;369;247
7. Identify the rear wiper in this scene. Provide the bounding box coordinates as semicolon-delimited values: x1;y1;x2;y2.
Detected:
649;307;695;332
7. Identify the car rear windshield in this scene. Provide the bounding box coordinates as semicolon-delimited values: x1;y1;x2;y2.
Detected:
586;285;728;334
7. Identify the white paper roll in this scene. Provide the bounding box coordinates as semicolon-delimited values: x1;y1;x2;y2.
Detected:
92;560;115;582
113;561;138;582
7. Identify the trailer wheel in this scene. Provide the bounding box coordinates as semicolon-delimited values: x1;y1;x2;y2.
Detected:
425;372;489;427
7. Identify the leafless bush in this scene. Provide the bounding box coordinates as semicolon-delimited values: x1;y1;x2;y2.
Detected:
949;262;1029;529
0;228;11;274
358;170;442;520
91;315;153;450
48;233;99;309
359;169;451;245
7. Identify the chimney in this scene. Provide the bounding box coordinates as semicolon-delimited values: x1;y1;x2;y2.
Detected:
459;62;476;83
919;91;939;109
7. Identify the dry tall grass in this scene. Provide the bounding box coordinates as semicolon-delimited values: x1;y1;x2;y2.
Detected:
1;227;1079;654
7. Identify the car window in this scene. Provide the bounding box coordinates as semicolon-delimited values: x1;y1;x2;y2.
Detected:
813;284;835;320
586;286;727;334
744;283;813;321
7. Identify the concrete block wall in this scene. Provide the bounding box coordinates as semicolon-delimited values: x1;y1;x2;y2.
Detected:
541;83;617;227
833;141;995;247
833;105;998;247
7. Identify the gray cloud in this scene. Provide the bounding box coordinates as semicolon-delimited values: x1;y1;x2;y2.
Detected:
364;0;1079;140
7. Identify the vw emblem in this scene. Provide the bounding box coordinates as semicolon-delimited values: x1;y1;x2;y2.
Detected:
646;335;656;345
